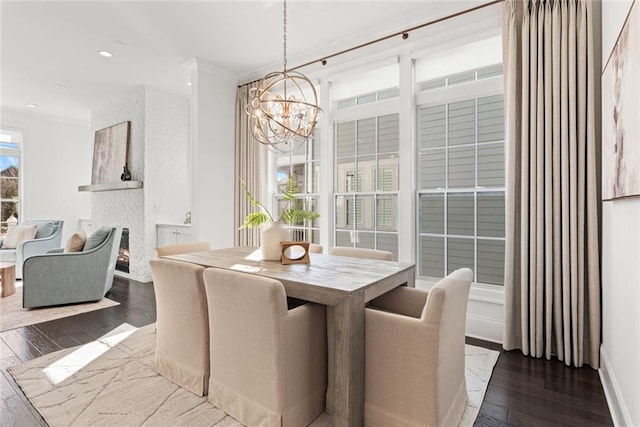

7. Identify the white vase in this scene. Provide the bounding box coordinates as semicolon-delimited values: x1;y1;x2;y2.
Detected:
260;222;290;261
7;215;18;227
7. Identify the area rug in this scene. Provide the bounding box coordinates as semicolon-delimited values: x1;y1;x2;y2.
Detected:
8;324;499;426
0;284;119;332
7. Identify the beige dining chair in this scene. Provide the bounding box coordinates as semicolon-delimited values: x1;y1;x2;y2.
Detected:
325;245;393;412
154;241;211;258
309;243;324;254
203;268;327;427
328;246;393;261
364;268;473;427
149;259;210;396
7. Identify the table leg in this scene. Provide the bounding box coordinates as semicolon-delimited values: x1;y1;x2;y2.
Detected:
332;292;365;427
325;306;335;415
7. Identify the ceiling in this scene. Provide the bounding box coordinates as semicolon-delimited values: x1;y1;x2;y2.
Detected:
1;0;487;121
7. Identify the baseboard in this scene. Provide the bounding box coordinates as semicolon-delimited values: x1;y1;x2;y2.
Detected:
466;313;503;344
599;345;633;427
114;270;152;284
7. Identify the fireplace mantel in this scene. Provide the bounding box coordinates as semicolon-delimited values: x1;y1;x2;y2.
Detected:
78;181;143;192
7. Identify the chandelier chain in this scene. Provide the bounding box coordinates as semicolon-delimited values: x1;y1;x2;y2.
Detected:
283;0;287;72
245;0;322;153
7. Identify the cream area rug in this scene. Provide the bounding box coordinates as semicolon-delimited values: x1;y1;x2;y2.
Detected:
8;324;499;427
0;283;119;332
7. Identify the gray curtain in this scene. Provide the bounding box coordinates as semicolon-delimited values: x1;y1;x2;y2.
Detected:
235;83;265;247
502;0;601;368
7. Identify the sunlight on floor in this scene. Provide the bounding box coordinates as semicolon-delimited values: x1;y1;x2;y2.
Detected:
43;323;138;385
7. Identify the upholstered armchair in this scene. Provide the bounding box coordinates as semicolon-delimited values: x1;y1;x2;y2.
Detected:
22;226;121;308
203;268;327;427
364;268;473;427
149;259;209;396
0;220;64;279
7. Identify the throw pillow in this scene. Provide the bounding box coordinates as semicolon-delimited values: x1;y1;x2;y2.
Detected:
83;226;112;251
65;231;87;253
1;224;37;249
34;221;57;239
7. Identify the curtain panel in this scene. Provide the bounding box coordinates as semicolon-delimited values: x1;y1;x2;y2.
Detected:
235;83;265;247
502;0;600;368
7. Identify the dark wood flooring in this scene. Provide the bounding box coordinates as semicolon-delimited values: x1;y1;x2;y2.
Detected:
0;277;612;427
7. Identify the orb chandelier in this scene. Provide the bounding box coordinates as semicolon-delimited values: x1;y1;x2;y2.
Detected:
245;0;322;153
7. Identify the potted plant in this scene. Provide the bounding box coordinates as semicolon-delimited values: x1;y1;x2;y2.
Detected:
241;174;319;260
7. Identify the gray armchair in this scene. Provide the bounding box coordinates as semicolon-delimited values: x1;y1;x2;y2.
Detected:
0;220;64;279
22;226;122;308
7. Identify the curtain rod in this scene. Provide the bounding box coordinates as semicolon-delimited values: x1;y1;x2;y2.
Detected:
238;0;504;88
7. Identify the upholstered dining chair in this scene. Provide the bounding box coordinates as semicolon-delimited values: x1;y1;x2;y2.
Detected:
364;268;473;427
309;243;324;254
149;259;209;396
328;246;393;261
154;241;211;258
203;268;327;427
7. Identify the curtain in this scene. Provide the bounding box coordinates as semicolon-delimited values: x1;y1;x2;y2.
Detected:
235;83;266;247
502;0;600;368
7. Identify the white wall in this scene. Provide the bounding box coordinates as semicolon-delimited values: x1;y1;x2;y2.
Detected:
91;86;190;283
188;59;236;248
1;109;92;243
91;86;148;281
600;1;640;426
144;88;190;225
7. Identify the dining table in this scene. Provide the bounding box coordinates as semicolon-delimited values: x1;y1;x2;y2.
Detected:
163;246;415;427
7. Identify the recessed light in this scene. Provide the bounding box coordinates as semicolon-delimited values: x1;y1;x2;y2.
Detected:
187;82;192;86
25;103;38;108
98;50;113;58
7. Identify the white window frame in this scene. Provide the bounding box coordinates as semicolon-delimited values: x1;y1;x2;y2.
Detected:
272;132;322;244
0;126;23;235
416;74;505;287
332;90;401;259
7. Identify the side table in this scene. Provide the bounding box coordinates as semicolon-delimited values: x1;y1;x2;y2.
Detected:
0;262;16;298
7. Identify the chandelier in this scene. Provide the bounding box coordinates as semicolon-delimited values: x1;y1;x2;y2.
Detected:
245;0;322;153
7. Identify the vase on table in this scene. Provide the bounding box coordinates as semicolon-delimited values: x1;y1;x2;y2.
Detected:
260;221;289;261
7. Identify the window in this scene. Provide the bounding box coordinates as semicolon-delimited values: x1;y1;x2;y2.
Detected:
0;127;22;236
335;112;400;259
417;66;505;286
274;131;321;243
265;33;505;289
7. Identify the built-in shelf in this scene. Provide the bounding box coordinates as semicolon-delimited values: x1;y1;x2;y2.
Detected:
78;181;143;192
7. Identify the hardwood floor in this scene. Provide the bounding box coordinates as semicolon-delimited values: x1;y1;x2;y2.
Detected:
0;277;612;427
469;336;613;427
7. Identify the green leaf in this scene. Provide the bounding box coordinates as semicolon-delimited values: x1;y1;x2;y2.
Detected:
280;208;320;225
283;174;298;201
240;178;275;222
241;179;261;208
240;211;270;228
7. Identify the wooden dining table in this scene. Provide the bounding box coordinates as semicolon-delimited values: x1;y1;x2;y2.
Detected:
162;246;415;427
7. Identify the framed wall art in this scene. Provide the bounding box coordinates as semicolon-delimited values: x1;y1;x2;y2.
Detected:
602;2;640;201
91;121;131;185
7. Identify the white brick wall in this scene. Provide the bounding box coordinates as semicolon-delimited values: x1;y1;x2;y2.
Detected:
91;86;189;283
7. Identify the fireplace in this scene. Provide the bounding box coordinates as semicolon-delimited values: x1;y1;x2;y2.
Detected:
116;227;130;273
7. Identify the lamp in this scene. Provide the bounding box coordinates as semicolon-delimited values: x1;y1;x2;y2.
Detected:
245;0;322;153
